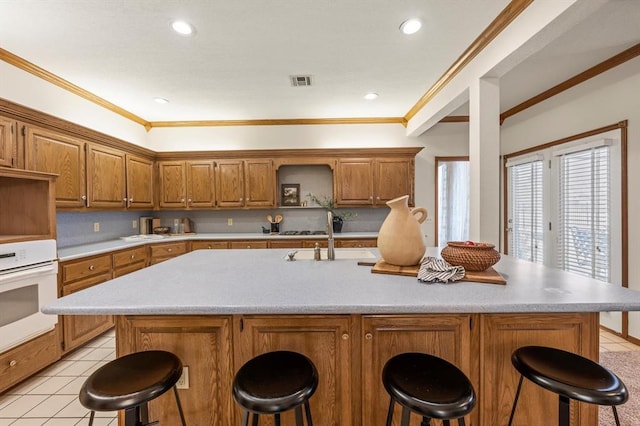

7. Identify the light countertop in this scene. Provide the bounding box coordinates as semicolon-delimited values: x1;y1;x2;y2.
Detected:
44;247;640;315
56;232;378;261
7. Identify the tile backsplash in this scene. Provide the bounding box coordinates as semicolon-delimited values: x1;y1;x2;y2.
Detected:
56;207;387;248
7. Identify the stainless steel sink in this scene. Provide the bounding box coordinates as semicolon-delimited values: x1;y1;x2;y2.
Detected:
290;249;376;260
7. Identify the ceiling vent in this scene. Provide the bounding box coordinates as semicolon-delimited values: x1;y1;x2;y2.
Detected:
290;75;313;87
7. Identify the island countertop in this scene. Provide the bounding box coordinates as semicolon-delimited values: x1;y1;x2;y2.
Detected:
43;247;640;315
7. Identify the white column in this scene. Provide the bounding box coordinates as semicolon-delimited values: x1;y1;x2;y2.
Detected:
468;77;500;245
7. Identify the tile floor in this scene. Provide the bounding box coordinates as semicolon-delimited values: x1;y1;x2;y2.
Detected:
0;330;117;426
0;328;638;425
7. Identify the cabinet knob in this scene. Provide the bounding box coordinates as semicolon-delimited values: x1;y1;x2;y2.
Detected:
369;196;373;201
9;359;17;367
365;333;373;340
376;196;380;201
207;245;212;249
188;199;192;205
81;195;87;200
342;333;349;340
239;197;243;202
246;245;251;249
168;248;172;252
130;254;135;260
89;265;95;271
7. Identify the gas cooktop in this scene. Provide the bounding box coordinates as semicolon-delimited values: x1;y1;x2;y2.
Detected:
281;230;327;235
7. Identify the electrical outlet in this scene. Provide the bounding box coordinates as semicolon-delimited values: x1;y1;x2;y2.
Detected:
227;218;233;226
176;366;189;389
132;220;137;229
173;218;180;228
93;222;100;232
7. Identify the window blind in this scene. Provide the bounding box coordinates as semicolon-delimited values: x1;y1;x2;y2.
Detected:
557;146;610;281
508;159;543;263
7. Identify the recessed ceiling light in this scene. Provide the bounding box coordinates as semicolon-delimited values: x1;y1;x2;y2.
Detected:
154;97;170;104
171;20;195;36
399;18;422;35
364;93;379;100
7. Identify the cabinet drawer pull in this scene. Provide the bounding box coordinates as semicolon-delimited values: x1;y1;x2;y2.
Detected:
365;333;373;340
89;265;95;271
130;254;135;260
246;245;251;249
167;248;172;252
9;360;17;367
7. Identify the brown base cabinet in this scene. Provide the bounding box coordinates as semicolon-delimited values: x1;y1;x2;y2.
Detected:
59;254;114;352
0;327;60;394
148;241;188;264
116;315;235;425
113;312;599;426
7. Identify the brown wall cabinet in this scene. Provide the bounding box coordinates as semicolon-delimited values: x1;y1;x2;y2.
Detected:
216;159;275;209
24;125;87;208
335;157;414;207
158;160;215;209
87;145;155;210
0;115;18;168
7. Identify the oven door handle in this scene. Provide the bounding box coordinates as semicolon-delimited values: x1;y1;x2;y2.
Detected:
0;262;57;283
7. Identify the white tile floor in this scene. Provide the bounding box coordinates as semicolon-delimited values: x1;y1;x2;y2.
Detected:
1;328;638;425
0;330;117;426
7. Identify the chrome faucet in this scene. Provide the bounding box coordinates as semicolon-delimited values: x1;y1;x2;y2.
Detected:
327;211;335;260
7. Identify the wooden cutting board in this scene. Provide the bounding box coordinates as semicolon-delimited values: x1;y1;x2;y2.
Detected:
371;259;506;285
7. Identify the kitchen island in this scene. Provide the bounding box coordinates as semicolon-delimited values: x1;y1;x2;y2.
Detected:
44;247;640;425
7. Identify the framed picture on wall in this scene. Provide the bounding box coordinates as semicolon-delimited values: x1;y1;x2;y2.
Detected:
281;184;300;206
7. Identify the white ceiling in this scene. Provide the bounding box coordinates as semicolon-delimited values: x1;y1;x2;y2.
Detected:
0;0;639;125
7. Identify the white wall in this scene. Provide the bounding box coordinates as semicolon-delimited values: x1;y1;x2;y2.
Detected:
501;56;640;339
0;62;148;147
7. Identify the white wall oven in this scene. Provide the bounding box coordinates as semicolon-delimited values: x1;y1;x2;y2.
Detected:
0;239;58;353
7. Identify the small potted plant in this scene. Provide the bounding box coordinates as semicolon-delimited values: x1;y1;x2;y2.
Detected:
307;193;353;233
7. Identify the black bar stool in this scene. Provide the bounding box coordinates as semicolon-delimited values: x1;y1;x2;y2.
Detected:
233;350;318;426
508;345;628;426
382;352;476;426
79;350;187;426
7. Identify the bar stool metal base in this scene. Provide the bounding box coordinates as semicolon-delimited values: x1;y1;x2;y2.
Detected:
508;346;628;426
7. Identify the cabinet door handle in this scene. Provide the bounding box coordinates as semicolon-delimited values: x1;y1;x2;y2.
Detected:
365;333;373;340
342;333;349;340
9;359;17;367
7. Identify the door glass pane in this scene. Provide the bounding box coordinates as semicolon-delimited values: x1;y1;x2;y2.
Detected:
557;147;610;281
437;160;469;245
508;161;544;263
0;284;39;327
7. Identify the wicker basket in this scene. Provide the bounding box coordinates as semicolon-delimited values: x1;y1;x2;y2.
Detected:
440;241;501;272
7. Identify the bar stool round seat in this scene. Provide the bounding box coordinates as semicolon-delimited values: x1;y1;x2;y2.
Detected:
382;352;476;426
233;350;318;426
508;345;628;426
79;350;186;426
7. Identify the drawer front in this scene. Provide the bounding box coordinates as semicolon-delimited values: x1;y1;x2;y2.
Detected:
338;239;377;248
303;240;328;248
191;241;229;250
0;328;60;393
62;255;112;283
229;240;268;249
113;247;147;268
113;261;146;278
270;240;304;249
150;242;187;258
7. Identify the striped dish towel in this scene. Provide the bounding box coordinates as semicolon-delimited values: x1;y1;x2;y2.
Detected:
417;257;465;283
